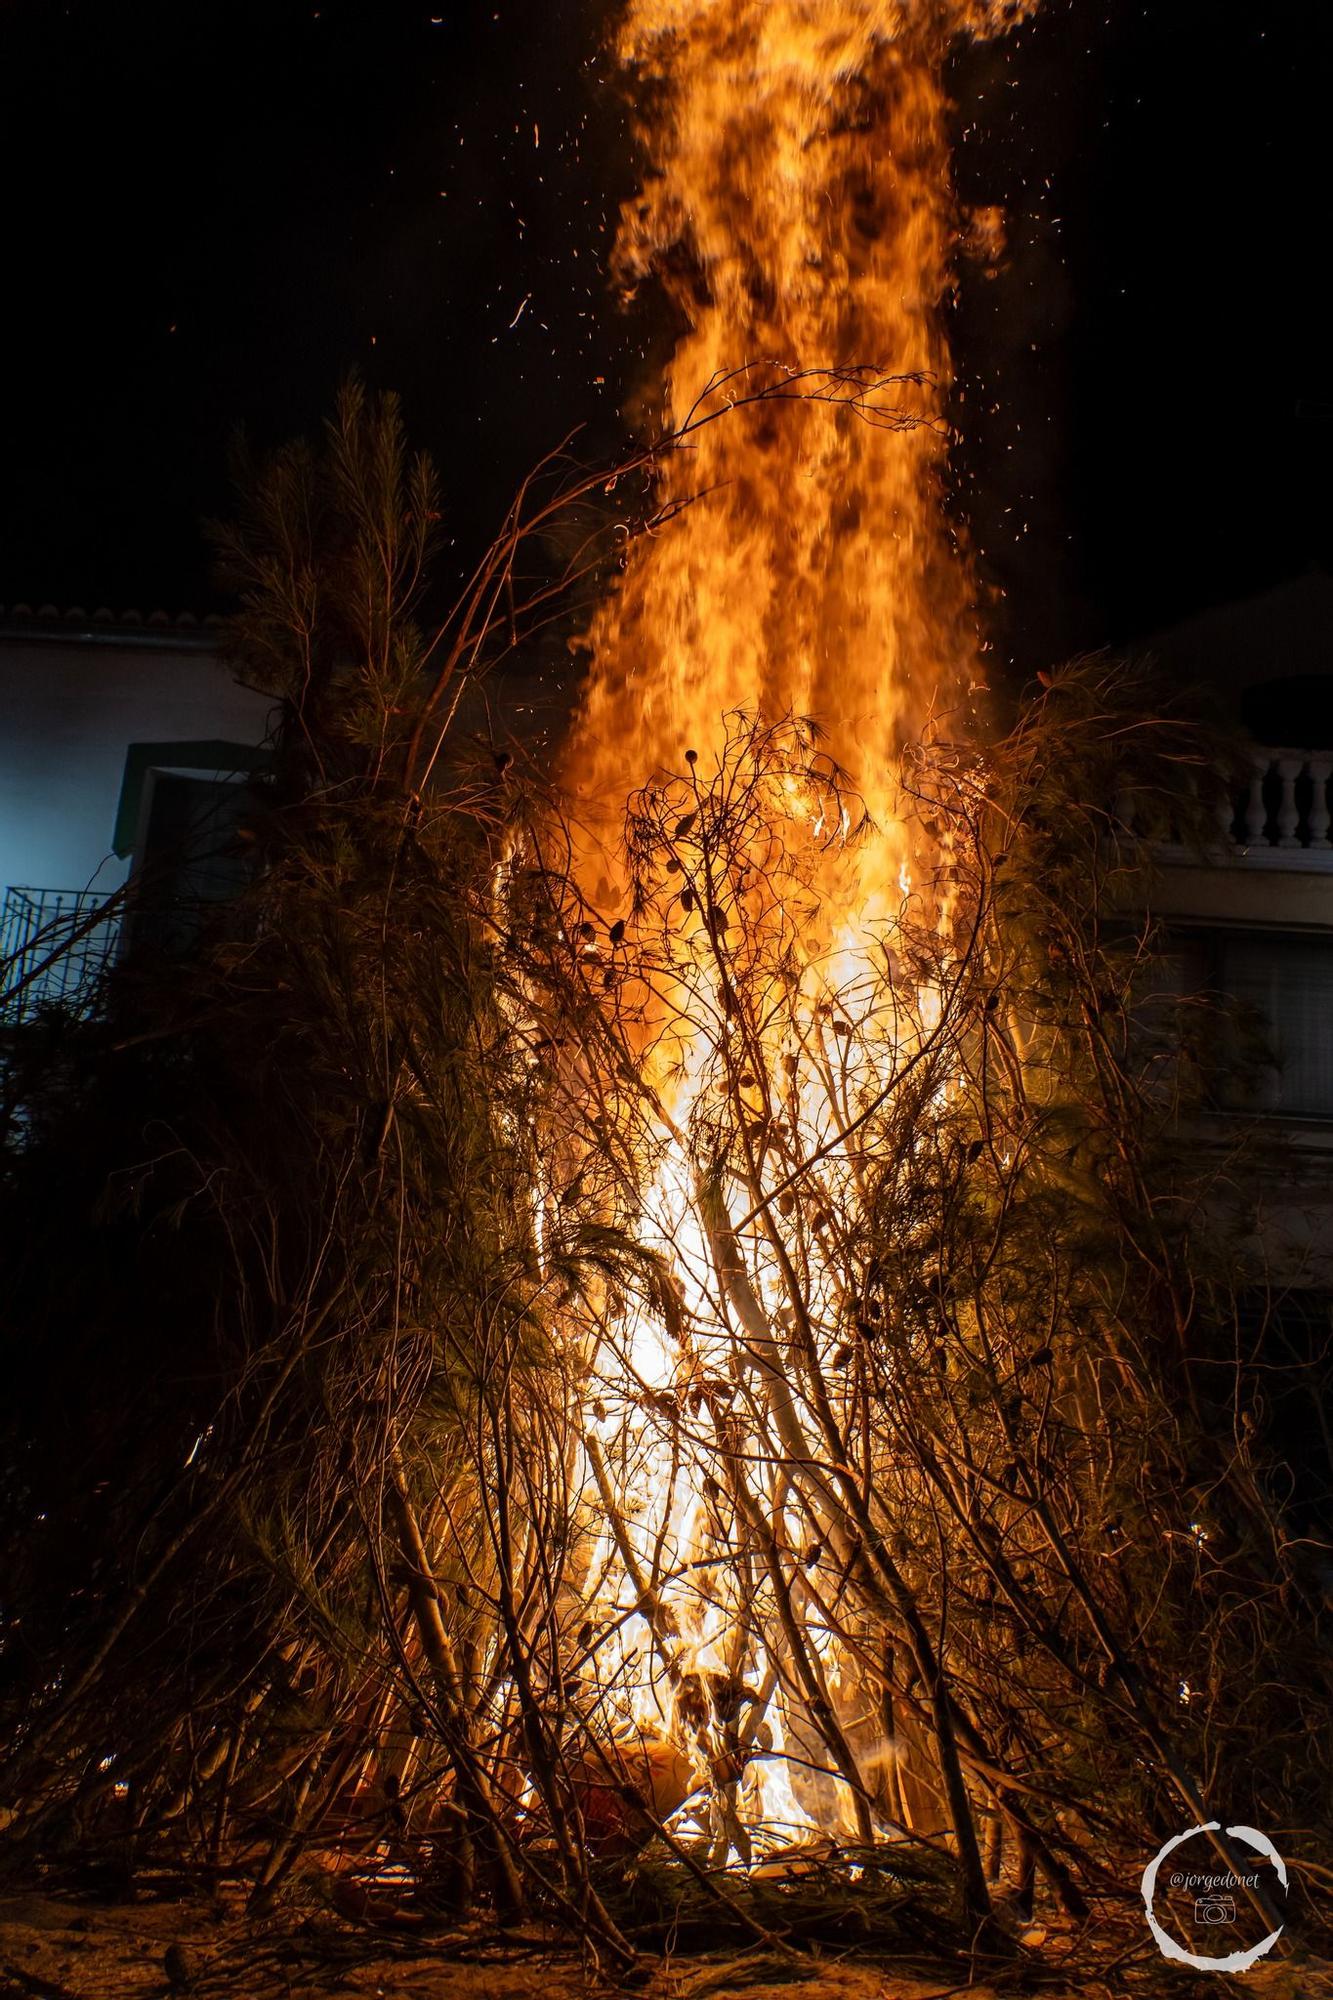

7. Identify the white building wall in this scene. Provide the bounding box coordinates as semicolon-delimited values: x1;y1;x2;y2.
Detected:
0;624;274;897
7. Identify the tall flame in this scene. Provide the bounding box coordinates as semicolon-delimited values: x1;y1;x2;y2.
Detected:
552;0;1036;1854
566;0;1028;905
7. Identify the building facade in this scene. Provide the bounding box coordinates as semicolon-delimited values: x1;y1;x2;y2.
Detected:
0;606;274;1018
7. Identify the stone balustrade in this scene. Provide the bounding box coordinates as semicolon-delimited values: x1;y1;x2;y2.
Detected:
1117;748;1333;866
1230;750;1333;851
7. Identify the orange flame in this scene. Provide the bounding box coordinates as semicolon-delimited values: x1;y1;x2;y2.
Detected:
558;0;1036;1851
566;0;1030;914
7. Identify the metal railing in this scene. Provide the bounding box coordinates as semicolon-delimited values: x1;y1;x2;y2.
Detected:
0;886;122;1024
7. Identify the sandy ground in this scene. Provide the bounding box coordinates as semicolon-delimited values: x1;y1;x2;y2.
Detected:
1;1886;1331;2000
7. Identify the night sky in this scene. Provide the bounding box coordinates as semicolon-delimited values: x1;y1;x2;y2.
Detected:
1;0;1327;679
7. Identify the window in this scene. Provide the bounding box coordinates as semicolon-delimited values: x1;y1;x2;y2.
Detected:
1214;931;1333;1119
125;770;257;959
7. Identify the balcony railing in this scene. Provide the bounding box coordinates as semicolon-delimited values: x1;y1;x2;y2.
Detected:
1227;750;1333;854
0;886;122;1024
1119;748;1333;870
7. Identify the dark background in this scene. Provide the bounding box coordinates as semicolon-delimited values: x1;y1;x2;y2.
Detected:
0;0;1327;676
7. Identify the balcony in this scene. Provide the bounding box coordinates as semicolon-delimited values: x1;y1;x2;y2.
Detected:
1115;747;1333;936
1118;748;1333;871
1218;749;1333;866
0;886;122;1024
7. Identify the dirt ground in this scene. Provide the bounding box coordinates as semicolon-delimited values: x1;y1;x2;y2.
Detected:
1;1885;1331;2000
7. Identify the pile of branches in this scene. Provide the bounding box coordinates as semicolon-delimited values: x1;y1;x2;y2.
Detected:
0;386;1328;1973
542;696;1333;1949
